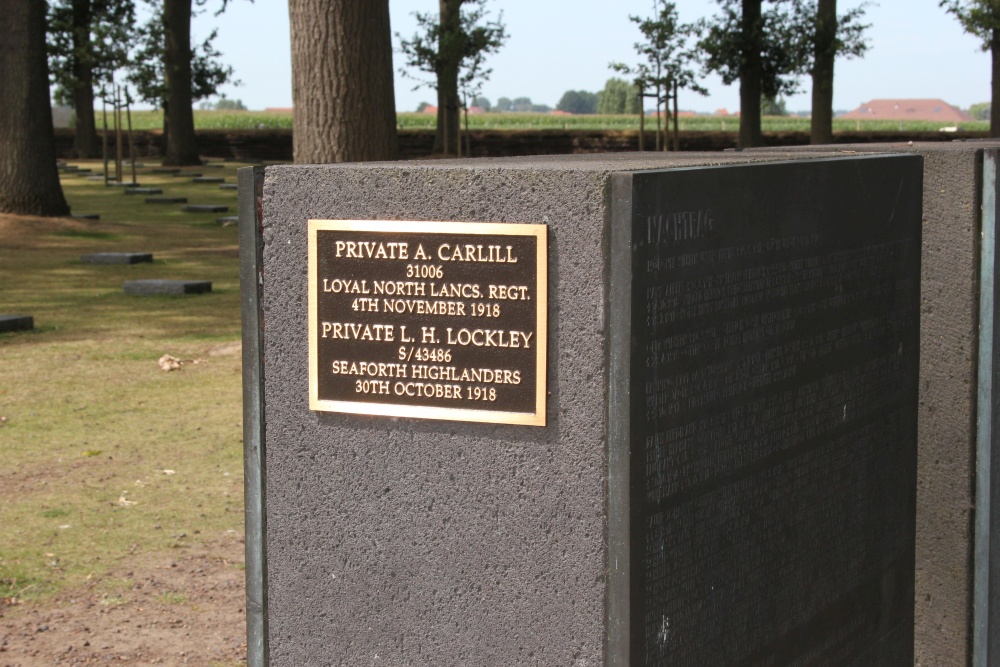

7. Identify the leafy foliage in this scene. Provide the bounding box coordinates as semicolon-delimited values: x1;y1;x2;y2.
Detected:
596;79;641;115
792;0;871;74
969;101;991;120
611;1;706;108
940;0;1000;50
397;0;507;104
760;95;788;115
126;1;237;108
698;0;805;100
47;0;137;105
557;90;599;114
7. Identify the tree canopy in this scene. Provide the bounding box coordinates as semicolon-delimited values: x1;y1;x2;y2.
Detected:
940;0;1000;136
557;90;598;114
596;79;640;115
398;0;506;154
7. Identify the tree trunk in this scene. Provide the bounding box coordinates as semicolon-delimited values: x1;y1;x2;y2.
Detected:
992;29;1000;139
71;0;99;158
0;0;70;216
162;0;200;165
738;0;763;148
810;0;836;145
434;0;462;155
289;0;398;163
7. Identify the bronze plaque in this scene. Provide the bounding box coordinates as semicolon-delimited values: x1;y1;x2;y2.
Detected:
308;220;547;425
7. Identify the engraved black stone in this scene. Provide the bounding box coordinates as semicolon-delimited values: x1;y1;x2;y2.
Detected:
616;157;921;666
183;204;228;213
81;252;153;265
0;315;33;333
123;280;211;296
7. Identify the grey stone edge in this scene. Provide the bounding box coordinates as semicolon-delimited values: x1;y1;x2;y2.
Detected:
976;149;999;667
238;165;269;667
606;172;633;667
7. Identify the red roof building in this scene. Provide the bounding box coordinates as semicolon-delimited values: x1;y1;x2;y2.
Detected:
840;99;971;122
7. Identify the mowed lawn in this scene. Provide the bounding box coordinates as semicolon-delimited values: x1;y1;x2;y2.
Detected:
0;161;249;605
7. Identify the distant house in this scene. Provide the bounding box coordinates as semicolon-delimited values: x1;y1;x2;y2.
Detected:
840;99;971;122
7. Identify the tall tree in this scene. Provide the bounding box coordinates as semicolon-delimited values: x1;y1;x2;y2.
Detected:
399;0;507;155
611;1;704;150
48;0;136;158
128;5;234;133
941;0;1000;137
127;0;238;163
0;0;70;216
699;0;804;147
795;0;870;144
162;0;200;165
289;0;397;163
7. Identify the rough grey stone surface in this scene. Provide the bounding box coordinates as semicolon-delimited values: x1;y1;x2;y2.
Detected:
182;204;228;213
123;279;211;295
254;152;875;667
0;315;33;333
752;141;998;666
81;252;153;265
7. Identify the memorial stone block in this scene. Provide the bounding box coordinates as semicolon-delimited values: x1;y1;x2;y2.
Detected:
239;153;922;666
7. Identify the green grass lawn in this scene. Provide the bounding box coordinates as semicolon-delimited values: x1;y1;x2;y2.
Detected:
0;161;246;604
119;108;991;134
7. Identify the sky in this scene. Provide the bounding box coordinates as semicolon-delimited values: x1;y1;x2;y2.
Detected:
184;0;992;114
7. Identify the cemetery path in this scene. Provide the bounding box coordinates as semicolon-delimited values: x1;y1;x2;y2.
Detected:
0;533;246;666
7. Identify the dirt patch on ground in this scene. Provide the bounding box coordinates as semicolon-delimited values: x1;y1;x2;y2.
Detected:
0;534;246;666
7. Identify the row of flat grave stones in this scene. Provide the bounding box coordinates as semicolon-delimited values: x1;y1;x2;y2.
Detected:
79;252;213;296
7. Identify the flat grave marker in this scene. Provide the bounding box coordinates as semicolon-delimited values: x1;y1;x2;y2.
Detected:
123;280;211;296
145;196;188;204
183;204;228;213
0;315;34;333
81;252;153;265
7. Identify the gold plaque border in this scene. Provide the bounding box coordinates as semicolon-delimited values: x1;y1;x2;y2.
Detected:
308;219;548;426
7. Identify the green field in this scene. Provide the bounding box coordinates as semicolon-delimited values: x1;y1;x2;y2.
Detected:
119;109;990;134
1;162;246;604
